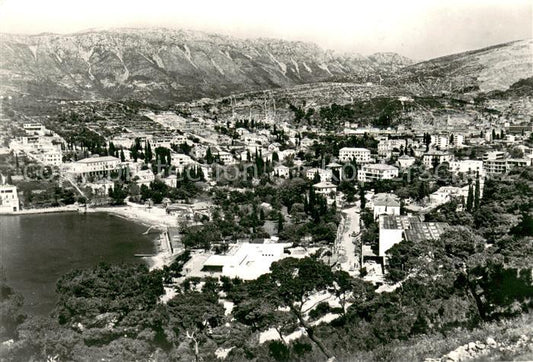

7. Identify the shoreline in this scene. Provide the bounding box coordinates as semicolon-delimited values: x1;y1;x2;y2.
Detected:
3;203;178;271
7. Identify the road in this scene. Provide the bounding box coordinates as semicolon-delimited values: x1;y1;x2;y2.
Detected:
334;206;360;275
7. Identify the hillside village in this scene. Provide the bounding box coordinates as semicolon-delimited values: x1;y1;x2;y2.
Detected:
0;28;532;362
1;90;532;284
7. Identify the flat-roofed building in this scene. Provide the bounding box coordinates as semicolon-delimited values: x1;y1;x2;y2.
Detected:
339;147;371;163
378;215;448;257
217;151;236;165
378;138;407;158
358;164;399;182
430;186;468;205
33;148;63;166
422;151;453;167
448;160;484;175
0;184;19;213
482;151;531;174
306;168;333;182
201;242;291;280
23;123;47;135
274;165;290;178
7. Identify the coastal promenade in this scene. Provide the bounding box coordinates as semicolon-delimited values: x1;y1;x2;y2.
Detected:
6;204;82;215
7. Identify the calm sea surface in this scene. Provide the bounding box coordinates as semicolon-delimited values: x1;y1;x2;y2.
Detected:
0;212;156;315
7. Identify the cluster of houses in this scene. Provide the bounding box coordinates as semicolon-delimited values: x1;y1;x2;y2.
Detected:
3;108;532;286
9;123;63;167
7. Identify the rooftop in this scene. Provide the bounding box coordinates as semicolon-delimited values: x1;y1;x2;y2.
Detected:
379;214;449;242
340;147;370;152
313;181;337;189
363;164;399;171
77;156;120;163
373;193;400;207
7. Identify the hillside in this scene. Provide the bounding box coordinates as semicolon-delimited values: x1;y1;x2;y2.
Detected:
396;39;533;95
0;28;412;103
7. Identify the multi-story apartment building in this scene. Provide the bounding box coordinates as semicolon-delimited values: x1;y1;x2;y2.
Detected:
422;151;453;167
338;147;371;163
431;135;449;150
358;164;399;182
23;123;47;136
67;156;124;178
305;168;333;182
448;160;484;175
33;148;63;166
378;138;407;158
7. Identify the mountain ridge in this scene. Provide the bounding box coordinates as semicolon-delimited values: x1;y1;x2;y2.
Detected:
0;27;412;102
0;28;531;103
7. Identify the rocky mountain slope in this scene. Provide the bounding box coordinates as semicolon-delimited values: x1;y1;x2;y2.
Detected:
395;39;533;96
0;28;412;103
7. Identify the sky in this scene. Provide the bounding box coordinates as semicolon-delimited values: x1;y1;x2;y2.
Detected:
0;0;531;60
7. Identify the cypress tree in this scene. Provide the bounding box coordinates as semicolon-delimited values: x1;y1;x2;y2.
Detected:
474;177;480;210
359;185;366;209
466;183;474;212
277;213;284;233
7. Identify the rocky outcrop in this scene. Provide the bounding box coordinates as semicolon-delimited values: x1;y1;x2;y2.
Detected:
425;334;532;362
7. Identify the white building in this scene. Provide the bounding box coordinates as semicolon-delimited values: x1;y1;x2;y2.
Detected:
378;215;448;257
422;151;454;167
217;151;235;165
274;165;290;178
397;155;416;169
201;242;291;280
33;147;63;166
279;149;296;162
448;160;484;175
163;174;178;188
171;153;195;171
306;168;333;182
431;135;449;150
451;134;464;147
430;186;469;205
378;139;407;158
134;169;155;187
23;123;47;136
358;164;399;182
372;193;401;219
0;184;19;213
313;181;337;204
67;156;123;178
338;147;371;163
